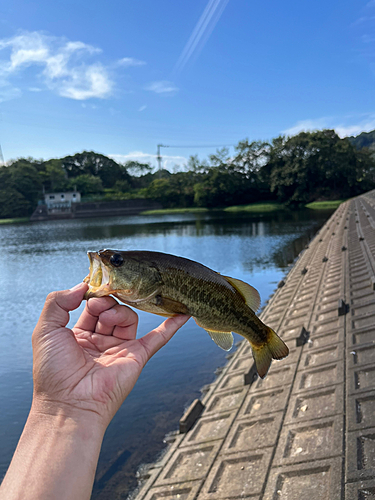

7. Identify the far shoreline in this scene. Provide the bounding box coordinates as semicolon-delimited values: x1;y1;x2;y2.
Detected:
140;199;345;216
0;199;345;225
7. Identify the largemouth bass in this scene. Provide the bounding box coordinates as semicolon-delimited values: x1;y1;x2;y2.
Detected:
83;249;289;378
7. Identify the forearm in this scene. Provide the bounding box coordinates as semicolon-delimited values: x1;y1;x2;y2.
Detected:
0;404;106;500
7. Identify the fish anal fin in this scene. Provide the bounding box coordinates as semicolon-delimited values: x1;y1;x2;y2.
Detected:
223;276;261;312
206;330;234;351
251;327;289;378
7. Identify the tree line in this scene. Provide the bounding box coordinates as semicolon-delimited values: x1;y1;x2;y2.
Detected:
1;129;375;218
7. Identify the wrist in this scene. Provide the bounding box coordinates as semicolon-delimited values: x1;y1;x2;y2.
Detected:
29;396;108;438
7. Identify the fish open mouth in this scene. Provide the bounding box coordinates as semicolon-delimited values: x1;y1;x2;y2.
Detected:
83;251;113;299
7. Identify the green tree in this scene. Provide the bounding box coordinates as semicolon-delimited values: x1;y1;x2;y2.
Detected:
61;151;130;188
40;159;69;192
71;174;104;195
266;130;366;204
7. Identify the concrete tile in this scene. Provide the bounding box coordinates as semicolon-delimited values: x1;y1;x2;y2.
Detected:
348;364;375;395
348;390;375;431
284;314;310;329
307;329;343;350
204;387;248;414
346;426;375;482
345;478;375;499
152;434;187;468
352;302;375;318
290;298;311;310
278;347;300;366
273;415;343;466
311;317;340;335
352;289;375;305
185;412;236;445
262;312;282;325
293;361;344;393
197;448;272;499
231;355;254;372
262;458;342;500
134;468;164;500
253;364;294;392
295;293;314;304
351;283;373;298
348;344;375;369
281;326;306;341
238;386;290;418
315;309;339;322
156;442;222;485
299;343;343;369
287;306;310;318
142;481;202;500
285;384;343;424
350;327;375;346
223;412;283;453
316;299;339;312
216;370;246;391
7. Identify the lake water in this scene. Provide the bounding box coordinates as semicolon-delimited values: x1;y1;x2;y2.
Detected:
0;208;333;498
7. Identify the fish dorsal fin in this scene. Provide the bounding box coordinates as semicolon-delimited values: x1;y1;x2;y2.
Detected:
223;276;261;312
206;330;234;351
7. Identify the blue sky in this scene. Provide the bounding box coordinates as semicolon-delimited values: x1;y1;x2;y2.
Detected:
0;0;374;170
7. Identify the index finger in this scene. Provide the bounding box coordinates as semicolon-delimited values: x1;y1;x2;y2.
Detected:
74;296;119;332
138;315;190;363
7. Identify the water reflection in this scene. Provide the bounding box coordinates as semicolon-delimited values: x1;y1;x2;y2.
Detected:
0;208;333;498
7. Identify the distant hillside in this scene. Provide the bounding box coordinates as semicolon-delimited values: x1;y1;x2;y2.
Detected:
348;130;375;151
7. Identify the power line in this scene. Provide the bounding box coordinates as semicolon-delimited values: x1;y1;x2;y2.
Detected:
165;144;235;149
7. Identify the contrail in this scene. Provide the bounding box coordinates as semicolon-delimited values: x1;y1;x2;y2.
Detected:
173;0;230;75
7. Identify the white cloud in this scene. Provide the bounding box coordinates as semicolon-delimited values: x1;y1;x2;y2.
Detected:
145;80;179;94
283;115;375;138
110;151;188;171
282;118;329;136
116;57;146;67
138;105;147;112
0;31;144;101
335;118;375;137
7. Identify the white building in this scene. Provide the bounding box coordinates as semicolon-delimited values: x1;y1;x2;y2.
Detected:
44;191;81;211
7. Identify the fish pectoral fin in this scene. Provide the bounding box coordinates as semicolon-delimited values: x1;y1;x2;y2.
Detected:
206;330;234;351
223;276;261;312
155;295;190;315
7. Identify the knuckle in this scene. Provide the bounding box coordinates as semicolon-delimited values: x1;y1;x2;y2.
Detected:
46;291;59;304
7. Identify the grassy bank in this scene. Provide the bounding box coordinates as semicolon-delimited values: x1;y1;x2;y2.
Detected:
0;217;29;225
305;200;345;210
141;199;345;216
224;201;285;213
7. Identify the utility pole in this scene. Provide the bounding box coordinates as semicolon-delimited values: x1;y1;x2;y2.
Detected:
0;143;4;166
156;144;168;173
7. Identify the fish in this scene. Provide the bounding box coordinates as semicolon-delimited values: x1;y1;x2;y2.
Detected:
83;249;289;378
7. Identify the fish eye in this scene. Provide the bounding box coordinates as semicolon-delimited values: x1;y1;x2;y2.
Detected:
110;253;124;267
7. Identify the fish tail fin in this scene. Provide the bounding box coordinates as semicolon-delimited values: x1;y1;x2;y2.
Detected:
251;327;289;379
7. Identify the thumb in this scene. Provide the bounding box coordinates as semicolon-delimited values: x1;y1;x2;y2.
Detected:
33;283;88;341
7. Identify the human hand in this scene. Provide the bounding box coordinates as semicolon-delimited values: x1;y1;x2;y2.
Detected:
31;282;190;429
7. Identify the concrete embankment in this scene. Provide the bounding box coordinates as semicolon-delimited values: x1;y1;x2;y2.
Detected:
30;199;161;221
133;191;375;500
